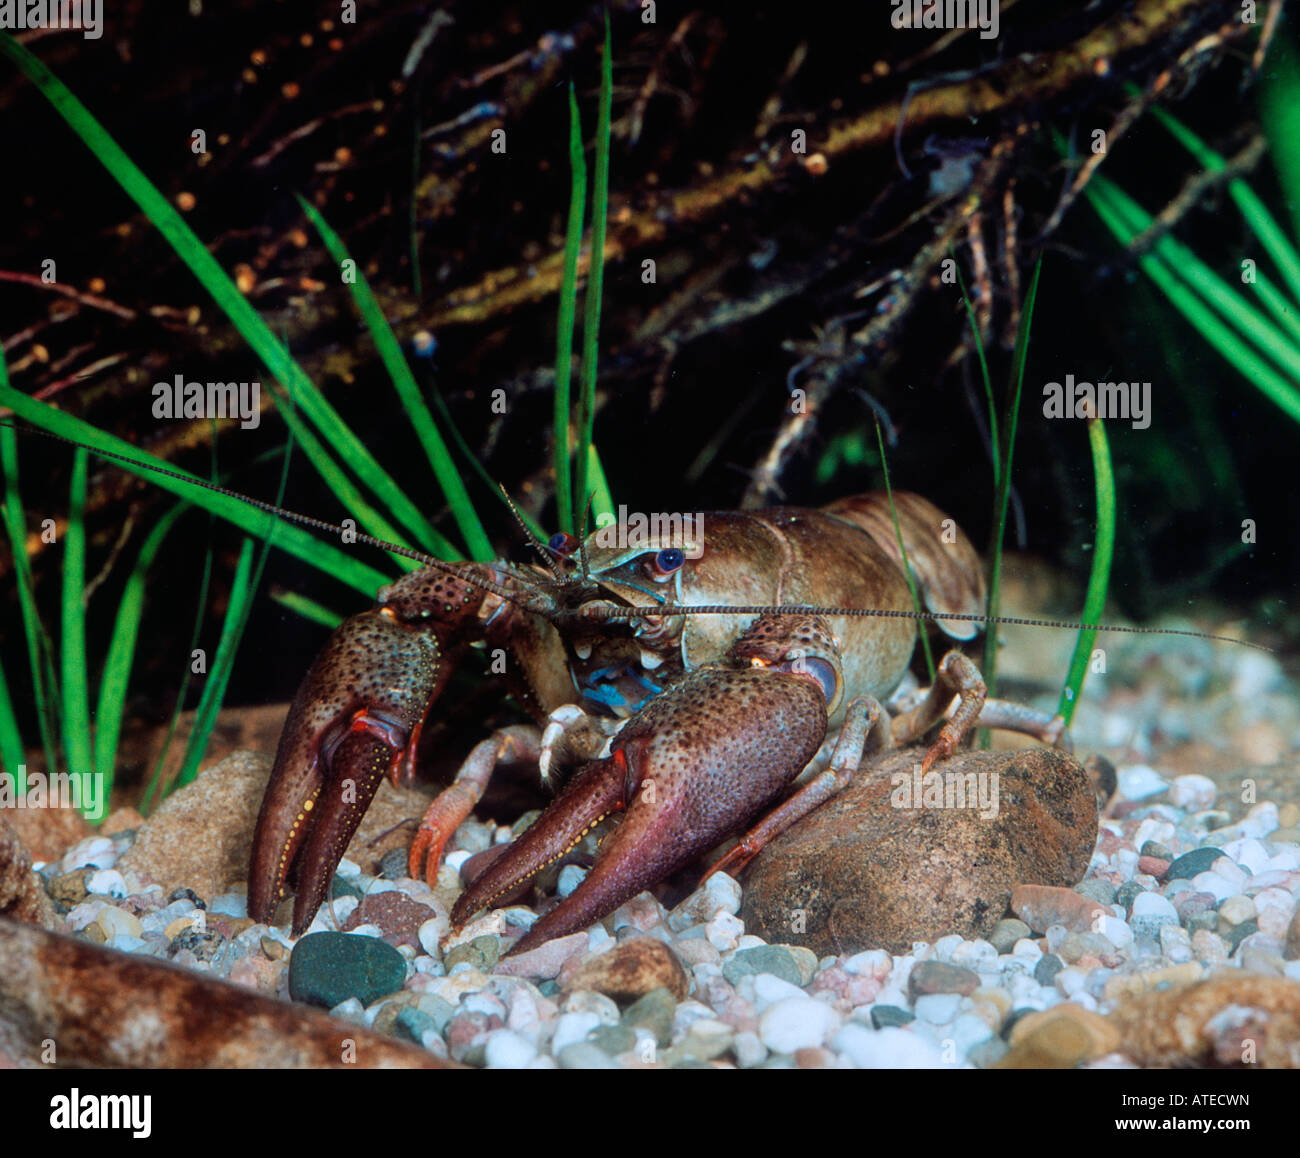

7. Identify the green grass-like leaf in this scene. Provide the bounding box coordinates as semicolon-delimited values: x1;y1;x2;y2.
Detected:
1057;415;1115;724
295;194;490;560
270;589;344;631
93;503;188;804
0;34;467;565
573;13;614;527
0;396;390;597
0;419;59;779
1083;174;1300;426
60;448;92;788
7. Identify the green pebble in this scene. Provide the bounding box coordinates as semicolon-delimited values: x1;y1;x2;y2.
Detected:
331;874;363;901
1139;841;1173;861
1074;880;1116;906
288;932;407;1009
444;934;500;972
1166;847;1224;880
621;986;676;1047
589;1024;637;1055
1224;919;1259;955
990;918;1032;954
721;945;802;987
869;1004;915;1029
1033;954;1064;987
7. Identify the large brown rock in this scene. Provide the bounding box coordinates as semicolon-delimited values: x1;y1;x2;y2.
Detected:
740;745;1097;957
117;751;434;911
0;917;454;1068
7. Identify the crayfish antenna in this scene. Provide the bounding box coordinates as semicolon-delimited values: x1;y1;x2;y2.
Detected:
580;600;1274;653
0;419;566;618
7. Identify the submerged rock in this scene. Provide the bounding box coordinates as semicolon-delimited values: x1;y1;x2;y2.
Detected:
741;746;1096;956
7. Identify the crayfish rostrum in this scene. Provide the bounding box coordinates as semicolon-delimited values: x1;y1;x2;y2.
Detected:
247;491;1067;954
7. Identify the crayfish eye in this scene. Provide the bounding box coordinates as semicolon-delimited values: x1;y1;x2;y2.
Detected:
548;531;578;557
648;547;685;580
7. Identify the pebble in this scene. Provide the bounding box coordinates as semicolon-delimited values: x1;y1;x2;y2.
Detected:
667;872;742;931
1168;774;1217;812
1218;894;1257;928
444;935;499;973
484;1028;538;1068
551;1011;601;1055
562;937;689;1001
909;960;980;997
287;932;407;1009
758;996;838;1053
833;1024;945;1067
621;987;676;1047
914;993;962;1024
722;945;802;987
96;907;142;940
733;1030;767;1068
556;864;587;899
1117;765;1168;801
869;1004;915;1029
556;1041;620;1069
1166;847;1224;880
1033;955;1064;987
705;911;744;952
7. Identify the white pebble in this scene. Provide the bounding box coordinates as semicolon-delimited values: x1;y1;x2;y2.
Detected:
1118;765;1169;801
65;900;107;931
210;893;247;917
444;850;472;872
1099;915;1133;948
1191;871;1237;903
705;911;744;952
1130;892;1178;920
418;916;448;957
931;934;964;961
946;1012;995;1057
85;868;126;898
1210;857;1248;889
1221;838;1270;875
733;1030;767;1068
666;872;742;931
550;1011;600;1055
751;972;809;1010
556;864;587;898
759;996;839;1053
834;1024;944;1068
330;997;366;1024
1168;774;1217;812
914;993;961;1023
842;949;892;980
1011;938;1042;959
64;836;116;872
484;1028;538;1068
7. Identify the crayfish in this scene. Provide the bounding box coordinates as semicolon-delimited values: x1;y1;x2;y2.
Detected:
247;490;1073;955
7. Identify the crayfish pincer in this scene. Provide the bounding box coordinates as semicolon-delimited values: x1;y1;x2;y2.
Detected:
248;492;1068;948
